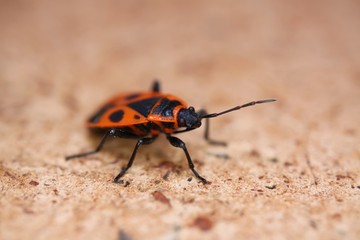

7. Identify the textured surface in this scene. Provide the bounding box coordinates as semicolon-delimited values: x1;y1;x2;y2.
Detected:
1;1;360;240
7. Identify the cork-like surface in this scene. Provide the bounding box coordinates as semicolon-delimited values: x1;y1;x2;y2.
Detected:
1;1;359;239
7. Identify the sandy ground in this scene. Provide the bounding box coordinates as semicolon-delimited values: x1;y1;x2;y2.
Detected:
1;1;360;239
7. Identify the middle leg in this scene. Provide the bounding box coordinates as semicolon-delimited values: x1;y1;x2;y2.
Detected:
114;135;157;183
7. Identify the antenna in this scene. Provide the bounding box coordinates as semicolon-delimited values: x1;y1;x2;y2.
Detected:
201;99;276;119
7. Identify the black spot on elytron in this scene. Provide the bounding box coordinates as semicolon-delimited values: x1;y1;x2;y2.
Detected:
134;114;141;119
109;110;124;122
128;97;160;117
125;93;141;100
88;103;115;123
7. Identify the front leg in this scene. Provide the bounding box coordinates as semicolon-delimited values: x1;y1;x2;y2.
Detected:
166;135;209;184
197;109;226;146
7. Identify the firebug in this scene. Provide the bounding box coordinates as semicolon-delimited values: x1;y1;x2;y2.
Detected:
66;81;275;184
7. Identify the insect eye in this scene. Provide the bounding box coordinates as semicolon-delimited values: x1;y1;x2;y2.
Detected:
189;106;195;112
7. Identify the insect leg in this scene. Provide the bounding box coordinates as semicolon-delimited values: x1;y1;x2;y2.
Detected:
113;136;157;183
65;129;116;160
197;109;226;146
152;80;160;92
166;135;209;184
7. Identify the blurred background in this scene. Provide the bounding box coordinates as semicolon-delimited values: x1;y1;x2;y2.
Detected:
1;0;359;239
1;0;359;129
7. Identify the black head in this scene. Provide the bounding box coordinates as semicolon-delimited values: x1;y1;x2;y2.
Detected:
177;107;202;129
177;99;276;130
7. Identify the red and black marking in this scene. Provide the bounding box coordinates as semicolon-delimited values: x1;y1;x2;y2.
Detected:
127;97;161;117
109;110;125;122
88;103;115;124
66;81;276;184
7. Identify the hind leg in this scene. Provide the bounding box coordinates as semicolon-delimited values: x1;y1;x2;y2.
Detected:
113;136;157;183
65;129;138;160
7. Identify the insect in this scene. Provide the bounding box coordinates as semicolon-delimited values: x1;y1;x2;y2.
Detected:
66;81;275;184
